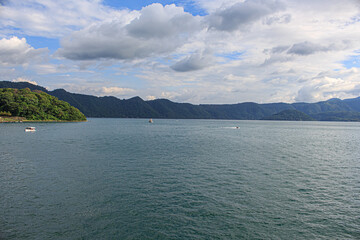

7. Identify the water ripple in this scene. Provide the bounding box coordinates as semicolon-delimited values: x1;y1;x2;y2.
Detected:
1;119;360;239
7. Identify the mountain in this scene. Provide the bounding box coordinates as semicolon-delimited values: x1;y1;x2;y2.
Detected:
262;110;314;121
0;81;48;92
147;99;211;119
310;111;360;121
0;88;86;121
51;89;159;118
1;81;360;121
201;102;269;119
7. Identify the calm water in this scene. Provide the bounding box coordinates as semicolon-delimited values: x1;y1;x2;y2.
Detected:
1;119;360;239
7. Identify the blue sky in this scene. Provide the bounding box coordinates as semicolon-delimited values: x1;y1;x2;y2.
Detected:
1;0;360;103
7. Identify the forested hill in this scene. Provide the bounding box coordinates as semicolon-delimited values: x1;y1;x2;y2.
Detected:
0;88;86;121
262;110;315;121
1;81;360;121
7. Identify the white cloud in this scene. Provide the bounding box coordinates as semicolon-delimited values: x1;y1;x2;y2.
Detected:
0;0;128;37
146;95;157;101
207;0;286;31
0;36;48;66
160;91;181;100
46;80;138;99
126;4;200;39
171;50;215;72
101;86;135;95
295;69;360;102
2;0;360;104
12;77;38;85
33;64;59;74
57;3;203;61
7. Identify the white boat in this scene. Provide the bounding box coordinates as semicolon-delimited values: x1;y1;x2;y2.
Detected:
25;127;36;132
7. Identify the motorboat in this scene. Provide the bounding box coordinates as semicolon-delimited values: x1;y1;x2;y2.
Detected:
25;127;36;132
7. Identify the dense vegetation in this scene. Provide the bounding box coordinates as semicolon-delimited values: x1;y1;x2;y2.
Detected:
0;88;86;121
1;81;360;121
262;110;314;121
310;111;360;121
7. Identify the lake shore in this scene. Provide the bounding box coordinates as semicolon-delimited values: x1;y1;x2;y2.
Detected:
0;116;87;123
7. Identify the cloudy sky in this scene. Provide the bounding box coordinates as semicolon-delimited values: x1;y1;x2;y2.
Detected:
1;0;360;104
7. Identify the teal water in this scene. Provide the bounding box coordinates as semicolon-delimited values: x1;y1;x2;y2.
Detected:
1;119;359;239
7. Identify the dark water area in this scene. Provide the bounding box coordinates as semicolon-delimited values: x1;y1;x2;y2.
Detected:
1;119;360;239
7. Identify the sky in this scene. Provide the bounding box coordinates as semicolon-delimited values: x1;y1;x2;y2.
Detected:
1;0;360;104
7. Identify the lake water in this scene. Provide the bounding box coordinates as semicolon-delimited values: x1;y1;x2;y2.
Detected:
1;119;360;239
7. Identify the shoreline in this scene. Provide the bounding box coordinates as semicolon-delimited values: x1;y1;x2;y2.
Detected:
0;116;87;123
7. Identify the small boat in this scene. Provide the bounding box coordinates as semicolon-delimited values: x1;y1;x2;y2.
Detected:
149;119;153;123
25;127;36;132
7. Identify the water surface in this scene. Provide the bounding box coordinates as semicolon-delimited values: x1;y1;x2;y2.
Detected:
1;119;359;239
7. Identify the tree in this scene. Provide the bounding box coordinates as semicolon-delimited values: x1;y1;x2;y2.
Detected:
0;88;86;121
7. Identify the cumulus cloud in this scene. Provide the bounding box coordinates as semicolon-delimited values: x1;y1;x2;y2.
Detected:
171;50;215;72
0;36;48;66
2;0;360;104
12;77;38;85
126;4;200;39
296;72;360;102
207;0;286;31
57;3;203;61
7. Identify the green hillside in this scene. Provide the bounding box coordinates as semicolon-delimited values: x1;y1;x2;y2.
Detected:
263;110;314;121
0;88;86;121
310;111;360;121
1;81;360;121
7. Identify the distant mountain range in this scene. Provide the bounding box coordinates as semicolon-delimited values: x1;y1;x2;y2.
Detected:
262;110;315;121
1;81;360;121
